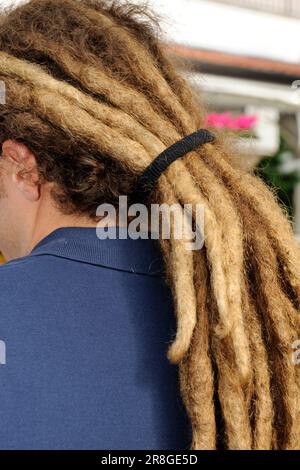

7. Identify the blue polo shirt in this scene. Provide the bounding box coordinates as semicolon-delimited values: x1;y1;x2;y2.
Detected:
0;227;191;450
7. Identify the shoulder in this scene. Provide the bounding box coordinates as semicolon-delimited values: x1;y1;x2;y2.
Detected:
0;255;38;278
0;256;46;311
0;256;37;271
0;254;63;292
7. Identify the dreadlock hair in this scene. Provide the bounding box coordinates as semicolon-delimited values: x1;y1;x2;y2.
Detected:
0;0;300;450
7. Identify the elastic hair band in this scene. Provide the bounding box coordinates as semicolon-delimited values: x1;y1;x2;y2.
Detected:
132;128;215;203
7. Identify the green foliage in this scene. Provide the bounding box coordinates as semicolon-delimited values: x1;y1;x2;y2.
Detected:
256;137;300;217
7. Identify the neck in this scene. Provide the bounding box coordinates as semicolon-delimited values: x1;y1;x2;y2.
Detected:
5;198;117;261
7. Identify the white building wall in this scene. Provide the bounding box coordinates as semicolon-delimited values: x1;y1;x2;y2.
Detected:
142;0;300;64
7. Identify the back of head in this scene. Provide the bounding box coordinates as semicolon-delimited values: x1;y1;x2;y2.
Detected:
0;0;300;450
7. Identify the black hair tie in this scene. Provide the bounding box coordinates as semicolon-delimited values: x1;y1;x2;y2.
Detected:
132;128;215;203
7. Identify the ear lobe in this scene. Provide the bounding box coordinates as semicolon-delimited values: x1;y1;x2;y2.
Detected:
12;171;41;202
2;140;41;202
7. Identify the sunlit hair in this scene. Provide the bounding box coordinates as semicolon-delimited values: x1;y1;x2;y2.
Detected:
0;0;300;449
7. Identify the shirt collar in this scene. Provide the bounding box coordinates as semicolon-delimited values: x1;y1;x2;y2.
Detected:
30;227;165;276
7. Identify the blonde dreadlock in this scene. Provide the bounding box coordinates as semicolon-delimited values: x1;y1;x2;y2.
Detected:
0;0;300;450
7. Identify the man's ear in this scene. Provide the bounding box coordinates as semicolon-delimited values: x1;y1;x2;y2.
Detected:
2;140;40;202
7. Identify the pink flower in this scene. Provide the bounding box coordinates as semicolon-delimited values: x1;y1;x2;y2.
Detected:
205;112;257;131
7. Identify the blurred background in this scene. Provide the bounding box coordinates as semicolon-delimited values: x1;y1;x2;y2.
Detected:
136;0;300;237
1;0;300;240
